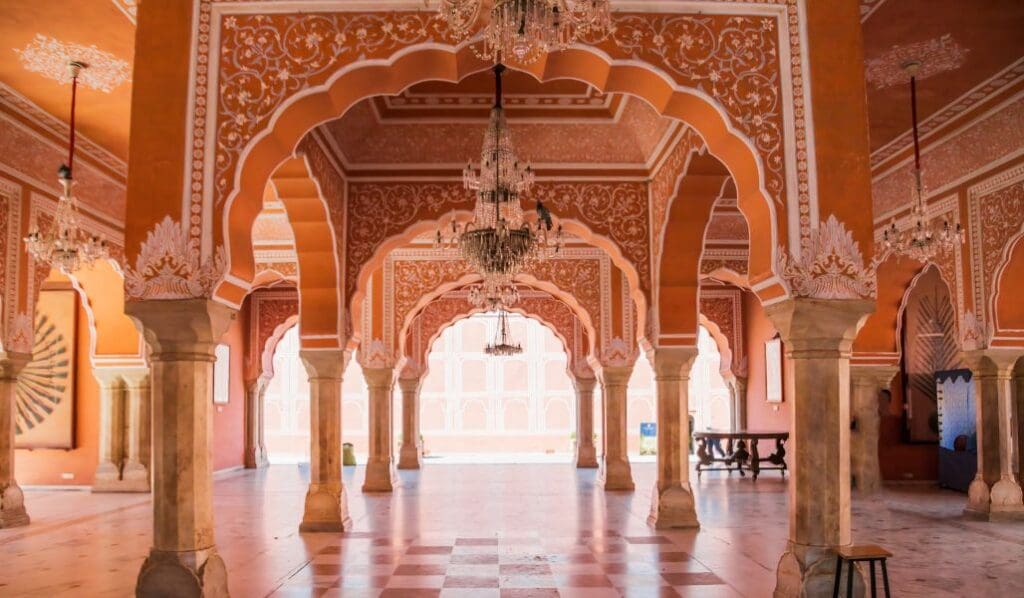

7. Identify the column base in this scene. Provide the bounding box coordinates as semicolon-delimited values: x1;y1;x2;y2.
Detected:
244;445;269;469
598;458;634;490
774;544;864;598
93;462;150;493
299;483;351;532
136;547;229;598
0;482;30;528
397;443;420;470
363;460;399;492
575;444;598;468
965;476;1024;520
648;484;699;529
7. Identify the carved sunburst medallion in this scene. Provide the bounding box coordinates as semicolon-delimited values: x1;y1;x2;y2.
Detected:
14;314;70;435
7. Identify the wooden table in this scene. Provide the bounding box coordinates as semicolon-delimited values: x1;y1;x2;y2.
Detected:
693;430;789;480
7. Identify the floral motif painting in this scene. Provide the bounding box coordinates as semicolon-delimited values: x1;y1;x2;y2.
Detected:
15;289;77;449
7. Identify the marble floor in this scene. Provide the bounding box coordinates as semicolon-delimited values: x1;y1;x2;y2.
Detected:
1;464;1021;597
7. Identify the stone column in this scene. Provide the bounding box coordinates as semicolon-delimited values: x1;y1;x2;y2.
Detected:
94;367;151;493
299;349;350;532
849;364;898;495
647;347;699;528
397;376;422;470
127;299;234;598
93;369;127;491
963;349;1024;520
597;365;634;490
363;367;398;492
122;368;152;490
0;351;31;528
243;377;269;469
730;375;748;431
766;298;873;598
574;376;598;468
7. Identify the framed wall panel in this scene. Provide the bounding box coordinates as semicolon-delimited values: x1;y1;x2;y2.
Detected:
15;289;77;449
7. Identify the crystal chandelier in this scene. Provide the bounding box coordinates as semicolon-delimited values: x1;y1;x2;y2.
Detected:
485;309;523;356
436;0;612;64
436;64;562;308
880;61;964;262
24;61;109;273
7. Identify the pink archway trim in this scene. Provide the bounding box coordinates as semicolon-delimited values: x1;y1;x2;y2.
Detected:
699;314;733;379
401;305;580;385
258;314;301;385
893;263;956;360
220;45;781;312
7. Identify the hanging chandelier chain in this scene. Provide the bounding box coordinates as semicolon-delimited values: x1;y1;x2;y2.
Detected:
23;60;109;274
878;60;964;263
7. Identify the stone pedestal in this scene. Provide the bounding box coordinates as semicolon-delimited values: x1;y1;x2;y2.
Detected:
849;365;898;495
648;347;699;529
597;365;634;491
397;377;421;470
0;351;31;529
363;367;398;492
766;298;873;598
93;367;152;493
963;349;1024;520
244;378;269;469
574;376;599;468
126;299;235;598
299;349;351;532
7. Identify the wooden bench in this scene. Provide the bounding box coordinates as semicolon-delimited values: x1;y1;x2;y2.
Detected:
832;544;892;597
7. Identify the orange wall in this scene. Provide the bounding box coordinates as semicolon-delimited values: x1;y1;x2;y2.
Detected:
212;311;247;472
879;372;939;482
16;300;100;486
742;291;790;432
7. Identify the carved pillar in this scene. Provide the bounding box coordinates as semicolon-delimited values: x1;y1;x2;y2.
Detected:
243;377;269;469
299;349;350;532
730;375;748;431
363;367;398;492
574;376;598;468
0;351;31;528
766;298;873;598
93;369;126;490
122;368;152;489
849;364;898;495
397;376;421;470
597;365;634;490
963;349;1024;520
94;367;151;493
127;299;235;598
647;347;699;528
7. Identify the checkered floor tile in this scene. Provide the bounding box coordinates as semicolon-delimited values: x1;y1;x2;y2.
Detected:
271;532;731;597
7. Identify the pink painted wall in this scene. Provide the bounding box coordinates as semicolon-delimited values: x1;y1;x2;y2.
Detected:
742;291;790;433
212;311;247;472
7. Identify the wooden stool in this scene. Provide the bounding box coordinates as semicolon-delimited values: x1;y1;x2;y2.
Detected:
832;544;892;598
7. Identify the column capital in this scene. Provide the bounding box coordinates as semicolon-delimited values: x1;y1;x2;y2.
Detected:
126;299;237;358
765;298;874;354
849;363;899;388
647;346;699;380
364;367;395;390
397;376;421;394
572;375;597;394
300;349;348;380
0;351;32;380
962;348;1021;376
597;364;633;386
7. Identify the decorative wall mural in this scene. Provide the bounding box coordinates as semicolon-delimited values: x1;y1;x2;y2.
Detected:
13;35;130;93
902;267;960;443
15;289;77;449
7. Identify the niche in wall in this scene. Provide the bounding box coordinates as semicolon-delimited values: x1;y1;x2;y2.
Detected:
900;266;960;443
